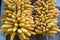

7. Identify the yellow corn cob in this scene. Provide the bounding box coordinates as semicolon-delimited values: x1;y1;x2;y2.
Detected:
21;28;31;36
13;27;17;32
29;31;36;35
10;32;16;40
4;0;11;5
18;29;26;39
2;25;12;29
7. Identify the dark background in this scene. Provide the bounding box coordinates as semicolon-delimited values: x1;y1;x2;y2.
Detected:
0;0;1;12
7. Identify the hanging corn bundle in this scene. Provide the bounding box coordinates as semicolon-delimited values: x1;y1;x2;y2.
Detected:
33;0;60;36
0;0;36;40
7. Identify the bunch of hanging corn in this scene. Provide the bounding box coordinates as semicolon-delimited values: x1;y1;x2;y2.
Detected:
0;0;60;40
34;0;60;36
0;0;36;40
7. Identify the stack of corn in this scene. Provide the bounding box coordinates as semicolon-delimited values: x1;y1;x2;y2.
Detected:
33;0;60;36
0;0;60;40
0;0;36;40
